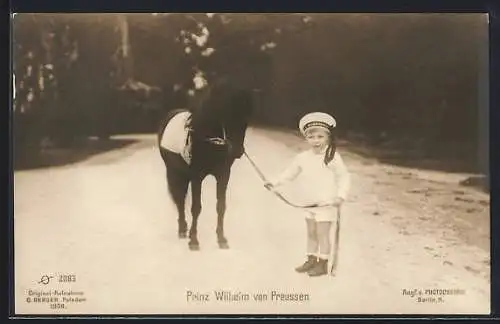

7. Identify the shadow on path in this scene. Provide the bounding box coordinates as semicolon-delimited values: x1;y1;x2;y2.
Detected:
339;135;489;193
255;125;489;193
13;138;140;171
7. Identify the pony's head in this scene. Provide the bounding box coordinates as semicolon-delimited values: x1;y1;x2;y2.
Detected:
189;82;253;160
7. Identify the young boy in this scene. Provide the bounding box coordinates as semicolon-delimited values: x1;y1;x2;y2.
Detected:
264;112;351;276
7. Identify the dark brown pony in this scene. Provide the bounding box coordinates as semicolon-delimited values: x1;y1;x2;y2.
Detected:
157;84;253;250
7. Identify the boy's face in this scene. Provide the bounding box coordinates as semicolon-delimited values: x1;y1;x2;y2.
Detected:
304;128;330;151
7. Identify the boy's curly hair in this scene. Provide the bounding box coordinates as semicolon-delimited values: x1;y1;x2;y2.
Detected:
324;126;337;165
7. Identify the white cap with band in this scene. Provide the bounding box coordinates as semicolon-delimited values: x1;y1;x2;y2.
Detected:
299;112;337;135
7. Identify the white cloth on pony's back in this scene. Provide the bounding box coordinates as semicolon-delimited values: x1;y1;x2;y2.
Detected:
160;111;193;164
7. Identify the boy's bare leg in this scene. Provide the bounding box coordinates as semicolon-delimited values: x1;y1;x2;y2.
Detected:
316;221;333;259
306;218;318;255
295;219;319;273
307;221;332;276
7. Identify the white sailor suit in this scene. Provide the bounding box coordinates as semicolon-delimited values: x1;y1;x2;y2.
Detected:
272;148;350;221
271;112;351;221
267;112;351;276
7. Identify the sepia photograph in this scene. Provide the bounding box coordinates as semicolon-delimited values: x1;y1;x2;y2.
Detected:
11;13;490;315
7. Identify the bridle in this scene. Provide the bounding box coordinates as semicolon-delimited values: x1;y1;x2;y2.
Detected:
205;124;229;146
186;123;231;147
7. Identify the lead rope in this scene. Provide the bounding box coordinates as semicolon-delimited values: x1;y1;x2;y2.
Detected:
242;148;318;209
243;146;342;274
330;206;342;276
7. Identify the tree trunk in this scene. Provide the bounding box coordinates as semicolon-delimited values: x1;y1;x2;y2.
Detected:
118;14;133;82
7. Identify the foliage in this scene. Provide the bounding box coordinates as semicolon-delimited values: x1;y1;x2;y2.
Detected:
12;13;487;173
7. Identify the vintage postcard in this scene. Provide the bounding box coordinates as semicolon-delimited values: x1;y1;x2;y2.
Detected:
12;13;490;316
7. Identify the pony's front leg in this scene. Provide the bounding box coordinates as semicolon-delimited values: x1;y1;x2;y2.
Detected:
189;176;202;250
216;170;230;249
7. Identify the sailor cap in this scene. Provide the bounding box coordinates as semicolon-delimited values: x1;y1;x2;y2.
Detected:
299;112;337;135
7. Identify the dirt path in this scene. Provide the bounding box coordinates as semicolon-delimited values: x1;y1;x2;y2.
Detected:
13;128;490;315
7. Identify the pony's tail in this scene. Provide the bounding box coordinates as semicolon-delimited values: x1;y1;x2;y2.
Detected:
324;128;337;165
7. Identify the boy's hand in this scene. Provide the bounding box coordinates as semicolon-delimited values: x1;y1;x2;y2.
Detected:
331;197;345;207
313;197;345;207
264;182;275;190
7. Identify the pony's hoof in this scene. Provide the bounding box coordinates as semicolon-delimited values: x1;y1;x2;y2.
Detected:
218;241;229;249
178;232;187;239
188;242;200;251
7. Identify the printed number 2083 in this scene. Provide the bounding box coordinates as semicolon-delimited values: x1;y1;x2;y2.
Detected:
58;274;76;283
